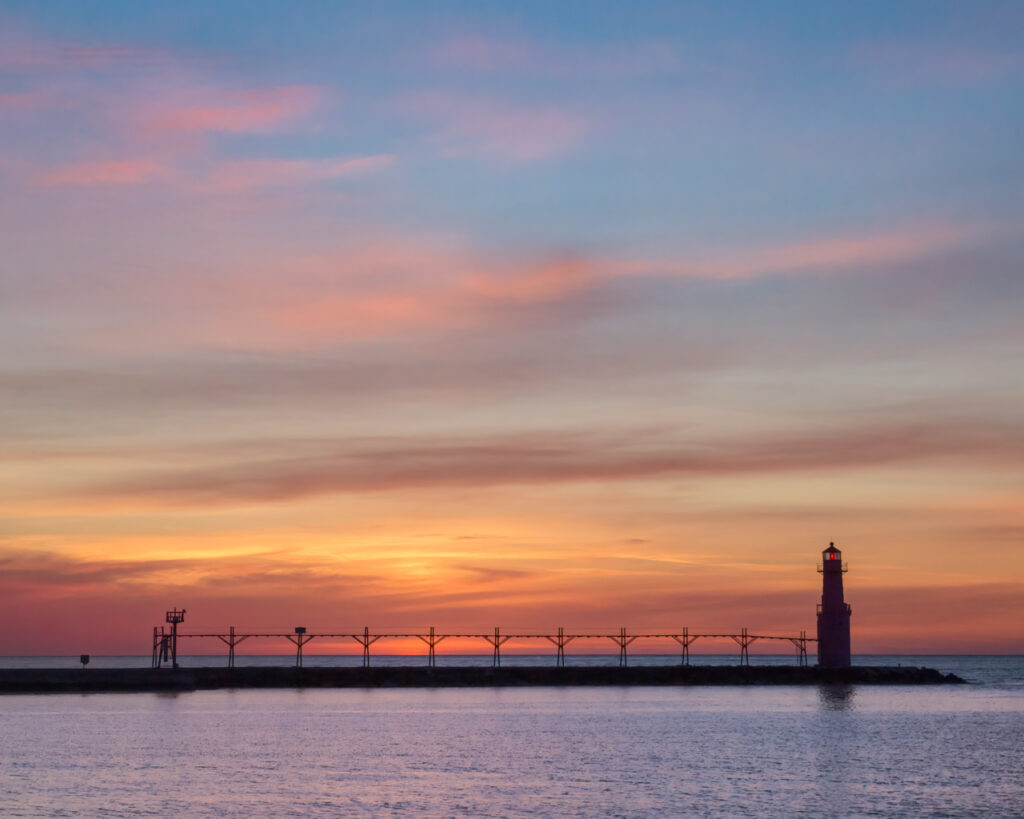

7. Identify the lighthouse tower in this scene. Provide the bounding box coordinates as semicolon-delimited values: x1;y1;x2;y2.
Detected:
816;542;852;667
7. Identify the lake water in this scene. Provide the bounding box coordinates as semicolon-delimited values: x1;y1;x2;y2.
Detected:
2;656;1022;817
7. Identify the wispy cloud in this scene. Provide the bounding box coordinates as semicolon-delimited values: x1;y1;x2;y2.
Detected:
77;419;1024;506
0;27;169;71
399;92;587;161
0;548;389;607
37;157;170;186
35;153;392;191
269;221;984;342
141;85;323;134
624;221;986;281
0;219;986;352
198;154;393;192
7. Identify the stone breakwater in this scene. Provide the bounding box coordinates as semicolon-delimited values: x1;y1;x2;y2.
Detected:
0;664;964;693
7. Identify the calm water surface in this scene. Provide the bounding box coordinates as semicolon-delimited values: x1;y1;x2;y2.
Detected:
2;656;1022;817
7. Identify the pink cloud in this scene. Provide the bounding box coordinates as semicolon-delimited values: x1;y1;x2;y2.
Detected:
37;158;169;186
245;221;987;344
268;245;606;342
36;153;391;191
0;28;169;70
728;224;979;275
464;256;595;303
0;91;52;112
6;218;980;348
619;222;986;281
200;154;394;192
401;93;587;161
143;85;323;134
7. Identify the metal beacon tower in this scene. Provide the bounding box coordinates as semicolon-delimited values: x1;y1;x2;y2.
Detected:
816;542;852;667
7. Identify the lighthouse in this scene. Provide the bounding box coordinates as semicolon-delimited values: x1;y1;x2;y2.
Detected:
816;542;852;667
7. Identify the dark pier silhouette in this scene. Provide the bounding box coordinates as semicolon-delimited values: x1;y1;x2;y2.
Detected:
150;543;854;670
3;543;963;693
0;664;964;694
153;623;813;670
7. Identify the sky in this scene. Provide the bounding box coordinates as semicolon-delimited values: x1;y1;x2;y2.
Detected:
1;1;1022;656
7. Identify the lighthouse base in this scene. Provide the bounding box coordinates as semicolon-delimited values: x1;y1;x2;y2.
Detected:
817;609;852;667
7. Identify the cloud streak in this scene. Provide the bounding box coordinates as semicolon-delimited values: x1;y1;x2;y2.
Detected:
36;153;393;191
38;157;170;186
197;154;394;192
141;85;323;134
81;419;1024;506
267;221;988;342
620;222;986;281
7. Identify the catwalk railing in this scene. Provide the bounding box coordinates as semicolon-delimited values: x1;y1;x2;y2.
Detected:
151;625;815;669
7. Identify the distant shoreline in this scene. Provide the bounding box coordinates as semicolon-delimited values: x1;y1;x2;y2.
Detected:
0;664;965;694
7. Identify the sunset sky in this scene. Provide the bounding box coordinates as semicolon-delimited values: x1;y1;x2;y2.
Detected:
2;1;1022;656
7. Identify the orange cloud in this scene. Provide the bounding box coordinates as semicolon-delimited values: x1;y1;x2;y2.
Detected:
143;85;322;134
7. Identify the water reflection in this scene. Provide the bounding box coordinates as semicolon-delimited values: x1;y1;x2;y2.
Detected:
818;684;856;711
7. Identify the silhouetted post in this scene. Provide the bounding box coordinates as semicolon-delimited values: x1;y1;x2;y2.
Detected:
731;627;757;665
546;627;575;667
609;627;637;667
672;627;698;666
353;626;380;668
485;627;510;667
287;627;313;668
416;626;445;667
817;542;852;667
788;630;809;666
152;626;172;667
216;626;249;668
165;608;186;669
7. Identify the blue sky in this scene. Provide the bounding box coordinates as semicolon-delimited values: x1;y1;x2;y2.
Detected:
1;1;1022;652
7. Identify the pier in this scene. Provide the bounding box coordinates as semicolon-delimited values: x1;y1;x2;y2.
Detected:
0;664;965;694
0;544;970;693
152;623;814;669
147;543;856;671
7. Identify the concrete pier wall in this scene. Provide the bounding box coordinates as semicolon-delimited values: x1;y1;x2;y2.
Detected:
0;664;963;694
